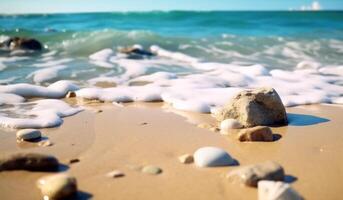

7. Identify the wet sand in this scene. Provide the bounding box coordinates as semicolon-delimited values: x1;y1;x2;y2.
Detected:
0;103;342;200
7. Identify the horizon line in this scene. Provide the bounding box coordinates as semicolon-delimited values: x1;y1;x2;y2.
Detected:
1;9;342;15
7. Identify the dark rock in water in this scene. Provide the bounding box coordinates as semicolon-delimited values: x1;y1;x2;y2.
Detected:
0;153;59;172
227;161;285;187
214;87;288;127
119;45;155;59
0;37;43;51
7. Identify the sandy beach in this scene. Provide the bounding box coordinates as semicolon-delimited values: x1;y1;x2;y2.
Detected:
0;102;342;200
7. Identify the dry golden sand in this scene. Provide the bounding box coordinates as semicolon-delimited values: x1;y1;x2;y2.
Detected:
0;103;342;200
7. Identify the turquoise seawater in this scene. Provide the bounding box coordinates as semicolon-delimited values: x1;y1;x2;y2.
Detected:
0;11;342;84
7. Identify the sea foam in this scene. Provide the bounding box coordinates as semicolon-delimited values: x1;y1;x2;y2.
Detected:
0;46;342;129
0;80;79;98
77;46;343;113
0;99;83;129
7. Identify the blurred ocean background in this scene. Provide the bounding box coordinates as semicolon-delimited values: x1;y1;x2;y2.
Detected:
0;11;342;85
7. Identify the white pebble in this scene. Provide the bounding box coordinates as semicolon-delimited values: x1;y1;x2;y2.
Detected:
220;119;242;133
193;146;235;167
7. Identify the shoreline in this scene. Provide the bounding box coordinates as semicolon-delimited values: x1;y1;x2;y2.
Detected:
0;102;342;199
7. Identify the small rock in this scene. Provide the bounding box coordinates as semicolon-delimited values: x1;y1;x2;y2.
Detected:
38;140;54;147
37;173;77;200
220;119;242;131
65;91;76;98
178;154;194;164
194;146;235;167
16;129;41;141
0;153;59;172
142;165;162;175
227;161;285;187
1;37;43;51
238;126;273;142
106;170;125;178
258;180;303;200
214;87;288;127
119;45;155;57
69;159;80;164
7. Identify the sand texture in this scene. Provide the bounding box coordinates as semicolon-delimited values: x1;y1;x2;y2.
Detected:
0;103;342;200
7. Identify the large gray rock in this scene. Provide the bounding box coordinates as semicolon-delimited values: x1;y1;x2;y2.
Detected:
214;88;288;127
37;173;77;200
227;161;285;187
0;153;59;172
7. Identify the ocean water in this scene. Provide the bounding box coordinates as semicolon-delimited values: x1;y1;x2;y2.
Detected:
0;11;342;128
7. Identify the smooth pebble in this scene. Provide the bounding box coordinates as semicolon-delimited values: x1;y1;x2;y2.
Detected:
16;129;41;141
193;146;235;167
220;119;242;133
37;173;77;200
142;165;162;175
178;154;194;164
106;170;125;178
258;180;303;200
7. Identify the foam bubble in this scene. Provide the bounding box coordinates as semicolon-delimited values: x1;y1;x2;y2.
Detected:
0;93;25;105
319;66;343;76
89;48;115;61
150;45;199;63
0;99;83;129
28;65;67;84
0;80;79;98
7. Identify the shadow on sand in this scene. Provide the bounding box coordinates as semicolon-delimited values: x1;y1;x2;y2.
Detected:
287;113;330;126
76;191;93;200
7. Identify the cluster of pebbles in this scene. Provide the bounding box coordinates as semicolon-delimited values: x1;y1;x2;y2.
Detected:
0;87;303;200
193;87;303;199
177;148;302;200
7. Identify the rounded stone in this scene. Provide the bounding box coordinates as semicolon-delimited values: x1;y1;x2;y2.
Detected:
106;170;125;178
238;126;273;142
258;180;303;200
220;118;242;132
193;146;235;167
227;161;285;187
178;154;194;164
0;153;59;172
37;173;77;200
142;165;162;175
16;129;41;141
